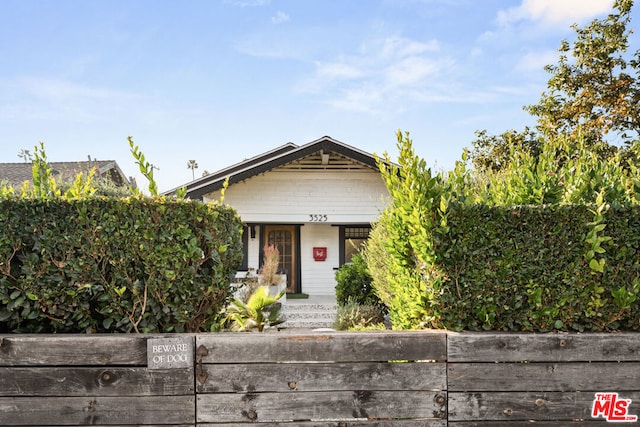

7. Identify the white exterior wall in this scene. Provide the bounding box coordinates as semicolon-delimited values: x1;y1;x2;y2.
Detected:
204;169;388;224
300;223;339;295
204;168;389;295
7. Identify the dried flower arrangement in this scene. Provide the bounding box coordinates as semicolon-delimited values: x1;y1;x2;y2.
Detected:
259;244;282;286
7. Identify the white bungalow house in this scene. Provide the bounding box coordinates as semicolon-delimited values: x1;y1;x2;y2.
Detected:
167;136;390;297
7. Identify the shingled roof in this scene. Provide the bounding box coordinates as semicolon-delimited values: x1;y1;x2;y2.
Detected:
0;160;130;188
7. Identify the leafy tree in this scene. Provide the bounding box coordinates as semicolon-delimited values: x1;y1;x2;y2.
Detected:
470;0;639;171
470;127;540;172
527;0;639;143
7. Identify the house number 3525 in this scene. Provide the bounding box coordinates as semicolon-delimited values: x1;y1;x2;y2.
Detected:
309;214;328;222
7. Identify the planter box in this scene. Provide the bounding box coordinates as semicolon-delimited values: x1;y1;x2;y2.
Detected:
260;275;286;303
232;272;287;303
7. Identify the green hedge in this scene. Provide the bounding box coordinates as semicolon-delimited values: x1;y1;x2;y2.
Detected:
370;131;640;332
0;198;243;333
435;203;640;331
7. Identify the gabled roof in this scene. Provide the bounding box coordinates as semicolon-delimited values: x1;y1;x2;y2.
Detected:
165;136;383;199
0;160;130;188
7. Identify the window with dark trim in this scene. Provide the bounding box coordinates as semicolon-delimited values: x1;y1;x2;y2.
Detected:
339;225;371;265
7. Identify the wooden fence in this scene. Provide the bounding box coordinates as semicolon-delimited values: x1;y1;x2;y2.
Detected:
1;331;639;426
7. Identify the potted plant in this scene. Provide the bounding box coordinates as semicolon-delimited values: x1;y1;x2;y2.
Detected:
223;286;285;332
233;269;260;303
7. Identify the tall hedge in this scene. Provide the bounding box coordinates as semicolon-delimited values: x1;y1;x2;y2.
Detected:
369;131;640;331
436;203;640;331
0;198;243;333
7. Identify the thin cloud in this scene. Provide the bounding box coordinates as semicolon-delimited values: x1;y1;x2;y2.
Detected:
225;0;270;7
384;56;441;86
516;49;559;73
377;36;440;58
491;85;533;96
235;29;324;61
17;77;133;101
316;62;364;80
328;85;384;114
2;77;144;122
498;0;614;26
297;35;453;113
271;11;290;25
235;38;304;60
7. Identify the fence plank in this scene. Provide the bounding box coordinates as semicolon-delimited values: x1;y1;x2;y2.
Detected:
199;362;445;393
448;391;640;422
0;396;195;425
197;391;447;423
0;335;149;366
199;422;446;427
448;333;640;362
448;361;640;392
449;422;617;426
197;331;446;363
0;367;193;396
3;331;640;426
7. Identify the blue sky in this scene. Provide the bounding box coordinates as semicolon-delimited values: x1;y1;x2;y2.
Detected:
0;0;630;193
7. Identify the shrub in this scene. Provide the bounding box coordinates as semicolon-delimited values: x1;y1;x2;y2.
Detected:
0;140;243;333
373;130;640;331
223;286;285;332
57;177;135;198
334;253;381;306
374;131;447;330
0;198;243;333
333;298;385;331
434;202;640;332
363;212;393;308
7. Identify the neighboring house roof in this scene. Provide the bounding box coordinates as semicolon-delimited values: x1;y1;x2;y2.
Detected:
0;160;130;188
165;136;384;199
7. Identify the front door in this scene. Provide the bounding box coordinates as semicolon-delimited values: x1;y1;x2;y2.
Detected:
264;225;297;293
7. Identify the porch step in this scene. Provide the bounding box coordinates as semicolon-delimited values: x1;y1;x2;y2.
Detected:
281;301;337;329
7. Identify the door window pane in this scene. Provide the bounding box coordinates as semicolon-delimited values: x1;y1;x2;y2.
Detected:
267;228;294;292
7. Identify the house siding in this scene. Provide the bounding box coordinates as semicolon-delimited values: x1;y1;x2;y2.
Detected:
203;166;388;295
203;169;387;224
300;224;339;295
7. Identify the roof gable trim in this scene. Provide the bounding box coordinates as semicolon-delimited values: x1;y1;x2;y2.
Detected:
176;137;382;199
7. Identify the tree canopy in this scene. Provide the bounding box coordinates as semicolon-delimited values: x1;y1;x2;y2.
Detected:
470;0;639;172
